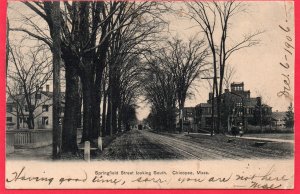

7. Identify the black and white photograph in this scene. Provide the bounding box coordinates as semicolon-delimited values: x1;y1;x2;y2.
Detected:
5;0;294;189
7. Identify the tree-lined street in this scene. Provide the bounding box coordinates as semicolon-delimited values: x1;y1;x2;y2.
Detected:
97;129;293;160
6;1;294;160
7;128;293;160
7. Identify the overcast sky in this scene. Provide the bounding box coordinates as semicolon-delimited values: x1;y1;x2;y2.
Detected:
136;1;295;120
8;1;295;120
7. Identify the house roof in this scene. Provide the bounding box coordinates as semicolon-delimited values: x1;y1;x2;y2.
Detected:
262;104;272;108
6;94;25;104
6;92;66;104
41;91;65;99
231;82;244;85
197;103;212;108
183;107;195;110
272;111;286;120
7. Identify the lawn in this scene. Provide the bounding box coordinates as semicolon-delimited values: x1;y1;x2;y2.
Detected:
243;133;294;140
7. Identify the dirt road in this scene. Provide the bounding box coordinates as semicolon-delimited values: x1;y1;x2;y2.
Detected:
97;129;293;160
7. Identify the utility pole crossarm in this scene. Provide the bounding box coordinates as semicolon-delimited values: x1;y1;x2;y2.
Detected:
201;77;220;79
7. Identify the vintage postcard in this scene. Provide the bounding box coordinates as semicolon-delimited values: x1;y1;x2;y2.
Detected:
5;0;295;189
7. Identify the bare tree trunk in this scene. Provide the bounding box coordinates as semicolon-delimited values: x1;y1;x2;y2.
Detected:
6;18;9;77
179;105;183;133
91;66;105;139
61;65;79;153
227;115;231;133
112;101;118;134
106;67;114;136
106;92;112;136
178;92;184;133
28;111;35;129
51;1;61;158
110;75;118;134
76;85;82;129
90;86;99;139
16;107;20;129
81;76;93;142
91;97;100;138
216;96;222;134
211;84;215;136
102;87;107;137
118;107;122;132
92;38;109;137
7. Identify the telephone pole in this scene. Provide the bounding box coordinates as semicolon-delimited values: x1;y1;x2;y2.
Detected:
202;77;219;136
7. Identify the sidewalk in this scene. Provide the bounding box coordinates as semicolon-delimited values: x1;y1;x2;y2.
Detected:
6;134;120;160
6;145;52;160
181;131;294;143
226;135;294;143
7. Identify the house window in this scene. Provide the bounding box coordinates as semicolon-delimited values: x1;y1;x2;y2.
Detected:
60;107;64;114
20;117;28;123
245;108;249;114
236;102;242;107
7;105;13;112
42;117;49;125
6;117;12;122
46;85;50;92
42;105;49;112
36;93;41;99
207;108;210;114
238;111;243;116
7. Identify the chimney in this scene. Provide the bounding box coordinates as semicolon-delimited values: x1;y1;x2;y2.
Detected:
256;97;262;106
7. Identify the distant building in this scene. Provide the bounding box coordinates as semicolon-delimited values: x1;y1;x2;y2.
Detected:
6;90;65;130
271;111;286;128
6;75;69;130
194;82;272;132
181;107;197;132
